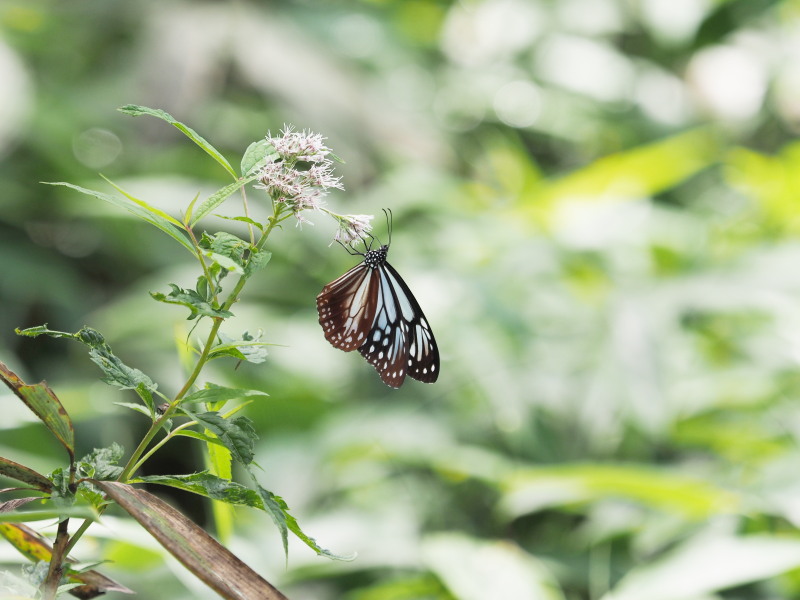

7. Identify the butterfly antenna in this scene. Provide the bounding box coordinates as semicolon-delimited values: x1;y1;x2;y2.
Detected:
383;208;393;246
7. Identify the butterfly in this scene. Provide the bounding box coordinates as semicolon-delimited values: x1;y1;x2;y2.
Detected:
316;212;439;388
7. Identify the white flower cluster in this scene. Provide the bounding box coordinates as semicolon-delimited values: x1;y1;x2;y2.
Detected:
256;126;344;224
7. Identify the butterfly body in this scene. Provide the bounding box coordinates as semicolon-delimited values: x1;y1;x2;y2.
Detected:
317;244;439;388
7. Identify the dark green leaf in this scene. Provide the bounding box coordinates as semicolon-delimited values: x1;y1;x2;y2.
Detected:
118;104;237;179
79;444;125;481
181;409;257;466
135;382;155;416
150;283;234;320
135;472;263;508
88;347;156;391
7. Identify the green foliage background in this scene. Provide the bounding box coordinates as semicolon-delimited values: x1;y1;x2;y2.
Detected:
2;1;800;598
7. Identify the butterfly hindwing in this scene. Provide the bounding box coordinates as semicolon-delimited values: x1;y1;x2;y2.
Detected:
380;261;439;384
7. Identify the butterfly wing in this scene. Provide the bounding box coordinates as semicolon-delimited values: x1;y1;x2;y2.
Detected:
316;262;380;352
358;262;439;387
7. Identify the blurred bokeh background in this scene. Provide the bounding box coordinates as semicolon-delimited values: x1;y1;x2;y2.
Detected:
3;0;800;598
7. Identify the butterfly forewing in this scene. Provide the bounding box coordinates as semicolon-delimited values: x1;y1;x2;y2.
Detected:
316;263;380;352
317;243;439;388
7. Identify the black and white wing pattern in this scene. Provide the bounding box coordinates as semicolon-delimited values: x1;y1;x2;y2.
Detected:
317;245;439;388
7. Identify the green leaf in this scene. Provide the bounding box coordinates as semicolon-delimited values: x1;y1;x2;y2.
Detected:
208;331;269;364
100;175;184;227
78;443;125;480
44;182;194;254
214;215;266;229
135;472;263;508
241;139;279;176
184;192;201;226
200;231;248;261
173;429;228;449
88;347;156;391
181;384;269;407
118;104;237;179
0;361;75;461
527;128;721;224
204;251;244;274
0;457;53;492
14;324;74;339
150;283;234;320
181;409;257;466
255;485;354;561
112;402;153;418
190;173;261;227
16;326;156;397
244;249;272;278
135;382;155;416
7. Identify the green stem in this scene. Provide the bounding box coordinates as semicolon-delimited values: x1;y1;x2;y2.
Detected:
66;205;286;556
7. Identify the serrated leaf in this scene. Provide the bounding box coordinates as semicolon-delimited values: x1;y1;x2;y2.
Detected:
180;409;256;466
44;182;194;254
118;104;237;179
93;481;288;599
241;139;279;176
88;347;156;391
0;362;74;461
150;284;234;320
199;231;249;268
0;457;53;492
255;485;354;562
135;472;262;508
181;384;269;406
79;444;125;481
16;326;157;395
